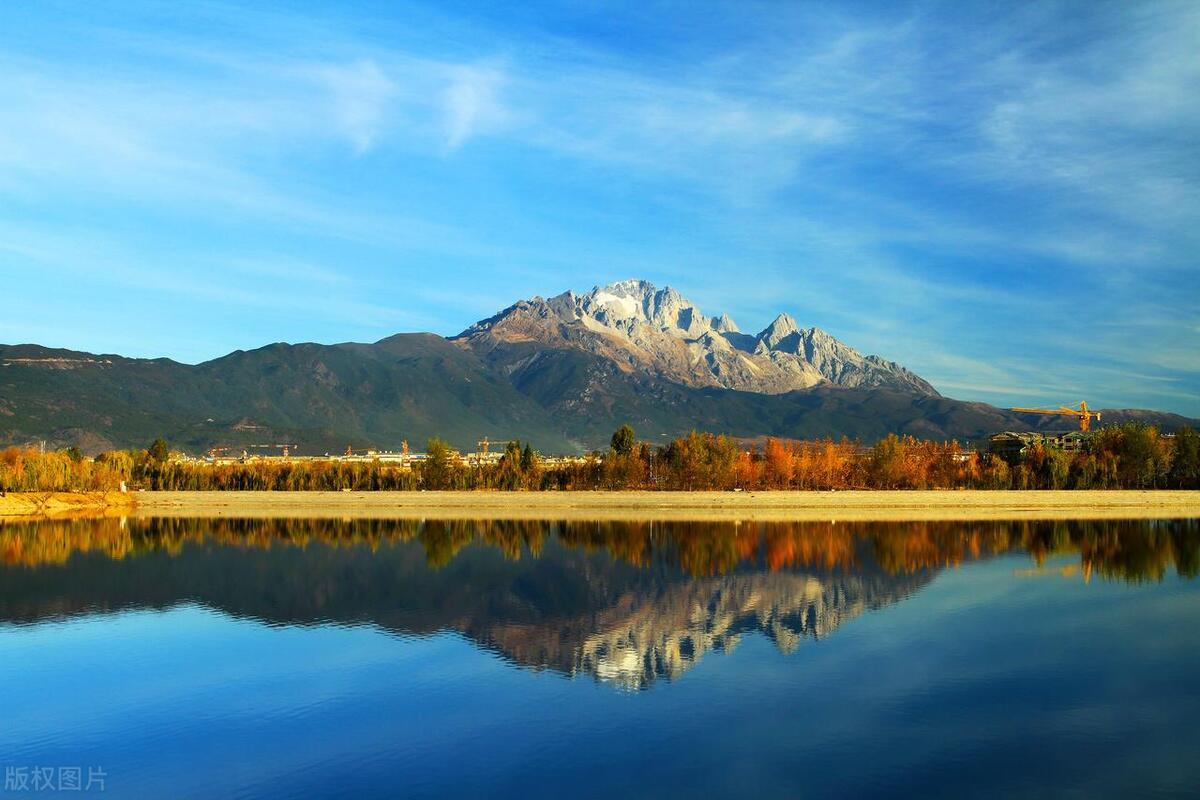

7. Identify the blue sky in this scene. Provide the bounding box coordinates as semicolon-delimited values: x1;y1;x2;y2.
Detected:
1;0;1197;415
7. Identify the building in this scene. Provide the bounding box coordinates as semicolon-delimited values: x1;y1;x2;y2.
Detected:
987;431;1087;462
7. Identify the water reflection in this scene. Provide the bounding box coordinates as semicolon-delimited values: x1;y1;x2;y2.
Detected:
1;517;1197;689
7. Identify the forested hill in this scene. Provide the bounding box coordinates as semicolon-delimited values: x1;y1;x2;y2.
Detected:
2;339;1194;454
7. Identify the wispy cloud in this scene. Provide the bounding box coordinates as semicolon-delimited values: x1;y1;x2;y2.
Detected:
0;1;1196;413
311;59;397;154
441;63;509;151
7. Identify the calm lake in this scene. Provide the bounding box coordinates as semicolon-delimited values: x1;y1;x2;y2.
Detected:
2;517;1198;798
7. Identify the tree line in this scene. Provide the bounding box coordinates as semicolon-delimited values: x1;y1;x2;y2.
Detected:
2;423;1198;493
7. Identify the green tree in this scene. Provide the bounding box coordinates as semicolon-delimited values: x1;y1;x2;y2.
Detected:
65;446;85;463
1169;427;1200;489
1093;423;1168;488
495;440;525;490
148;438;170;464
659;431;737;490
610;424;636;457
421;437;458;490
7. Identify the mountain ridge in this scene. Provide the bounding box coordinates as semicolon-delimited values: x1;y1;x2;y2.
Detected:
456;280;937;396
2;280;1195;453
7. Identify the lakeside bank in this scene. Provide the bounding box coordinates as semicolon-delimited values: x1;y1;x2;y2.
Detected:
3;490;1196;523
131;489;1200;522
0;491;135;519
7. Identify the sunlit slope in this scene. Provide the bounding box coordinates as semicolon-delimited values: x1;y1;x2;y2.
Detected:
1;338;1195;453
477;340;1197;446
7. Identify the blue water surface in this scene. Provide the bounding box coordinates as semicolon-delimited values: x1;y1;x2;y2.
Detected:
1;517;1197;798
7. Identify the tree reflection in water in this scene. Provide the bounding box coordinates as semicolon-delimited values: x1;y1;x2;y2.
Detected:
1;516;1196;688
2;516;1195;580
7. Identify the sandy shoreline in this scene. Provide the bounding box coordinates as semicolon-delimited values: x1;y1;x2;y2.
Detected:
123;489;1200;522
3;490;1195;523
0;491;135;519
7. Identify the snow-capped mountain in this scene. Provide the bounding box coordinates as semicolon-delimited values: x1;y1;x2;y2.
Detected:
6;279;1195;453
458;279;937;396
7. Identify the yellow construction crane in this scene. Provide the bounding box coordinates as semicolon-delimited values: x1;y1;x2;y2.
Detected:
248;443;299;457
1013;563;1093;583
474;437;492;468
1010;401;1101;432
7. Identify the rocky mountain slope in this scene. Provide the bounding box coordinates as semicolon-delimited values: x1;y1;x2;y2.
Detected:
457;279;936;395
2;280;1195;453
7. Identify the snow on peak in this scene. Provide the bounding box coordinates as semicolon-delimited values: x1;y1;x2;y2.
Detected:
589;289;641;320
604;278;655;296
579;280;710;337
462;279;938;396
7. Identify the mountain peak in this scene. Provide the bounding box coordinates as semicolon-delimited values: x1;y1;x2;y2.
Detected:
711;312;739;333
579;279;709;337
763;313;798;334
603;278;656;296
756;313;801;351
459;280;939;397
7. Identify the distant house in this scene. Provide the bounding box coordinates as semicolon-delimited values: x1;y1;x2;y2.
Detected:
987;431;1087;462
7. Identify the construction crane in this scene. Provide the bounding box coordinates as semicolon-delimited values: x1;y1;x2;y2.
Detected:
1013;563;1093;583
248;443;299;457
1009;401;1101;432
474;437;492;468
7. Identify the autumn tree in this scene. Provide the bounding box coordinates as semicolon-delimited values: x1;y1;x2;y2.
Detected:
1092;423;1170;488
868;434;907;489
734;447;760;490
421;437;459;490
763;438;794;489
660;432;738;490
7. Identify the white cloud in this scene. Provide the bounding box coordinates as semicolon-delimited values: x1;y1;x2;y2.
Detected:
312;59;396;153
1;2;1196;412
441;63;508;151
963;6;1200;246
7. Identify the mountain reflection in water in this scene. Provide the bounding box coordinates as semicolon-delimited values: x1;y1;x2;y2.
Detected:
1;517;1197;689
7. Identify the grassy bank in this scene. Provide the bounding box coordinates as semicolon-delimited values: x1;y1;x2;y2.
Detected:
131;489;1200;522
